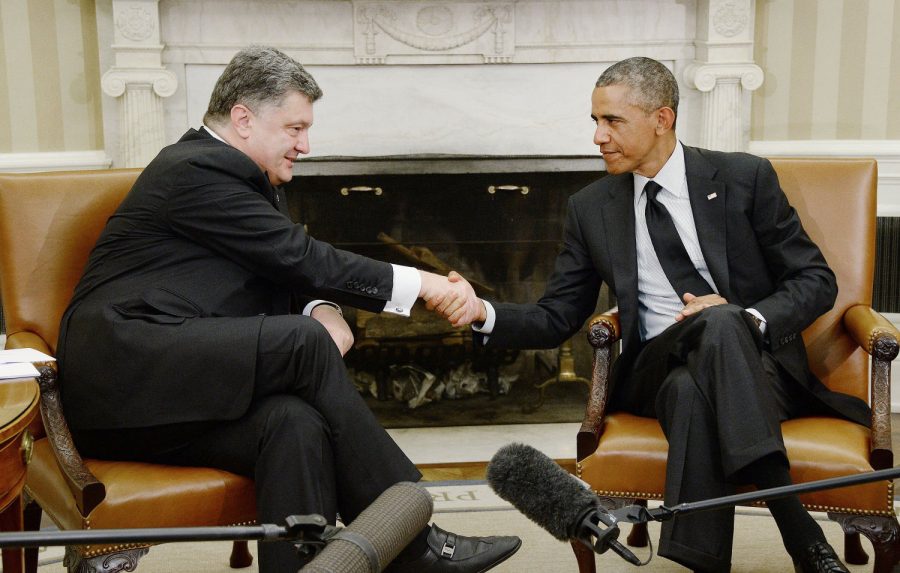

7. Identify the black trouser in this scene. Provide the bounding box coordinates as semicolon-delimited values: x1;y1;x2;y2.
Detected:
612;305;808;572
75;314;421;573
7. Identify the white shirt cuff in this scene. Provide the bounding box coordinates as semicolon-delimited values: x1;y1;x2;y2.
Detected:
303;300;342;316
745;308;767;334
471;300;497;343
383;264;420;316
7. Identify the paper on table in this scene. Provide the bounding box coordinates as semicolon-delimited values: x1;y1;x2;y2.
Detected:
0;348;56;364
0;362;41;380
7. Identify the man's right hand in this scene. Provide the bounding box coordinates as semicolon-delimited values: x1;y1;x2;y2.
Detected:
675;292;728;321
419;270;486;326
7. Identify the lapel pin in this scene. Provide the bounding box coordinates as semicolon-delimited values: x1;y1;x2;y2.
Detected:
707;192;717;200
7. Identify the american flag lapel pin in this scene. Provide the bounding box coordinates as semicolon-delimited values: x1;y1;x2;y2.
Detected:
707;192;717;200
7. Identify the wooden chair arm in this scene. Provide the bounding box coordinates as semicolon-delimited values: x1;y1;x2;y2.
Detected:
843;305;899;470
578;308;620;460
34;365;107;517
5;332;107;516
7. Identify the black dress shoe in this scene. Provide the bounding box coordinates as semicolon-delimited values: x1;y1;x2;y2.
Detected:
386;524;521;573
793;541;849;573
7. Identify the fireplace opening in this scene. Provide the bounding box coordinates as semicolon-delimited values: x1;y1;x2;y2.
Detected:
286;160;613;427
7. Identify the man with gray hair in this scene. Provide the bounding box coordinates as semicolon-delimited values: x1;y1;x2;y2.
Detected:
439;57;868;572
58;46;520;572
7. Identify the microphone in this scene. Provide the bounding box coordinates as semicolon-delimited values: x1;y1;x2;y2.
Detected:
301;481;434;573
486;443;641;566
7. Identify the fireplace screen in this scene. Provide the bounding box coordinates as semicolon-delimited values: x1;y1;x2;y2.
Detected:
286;167;612;427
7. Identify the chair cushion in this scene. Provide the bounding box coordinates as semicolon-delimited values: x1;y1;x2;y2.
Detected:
578;413;892;514
26;438;257;556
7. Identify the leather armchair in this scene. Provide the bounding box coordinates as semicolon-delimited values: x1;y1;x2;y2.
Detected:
0;170;257;572
573;158;900;572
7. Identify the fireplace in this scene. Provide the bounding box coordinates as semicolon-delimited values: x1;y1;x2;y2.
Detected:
286;155;613;426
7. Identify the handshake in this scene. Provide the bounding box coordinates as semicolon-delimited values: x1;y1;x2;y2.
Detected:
419;270;486;327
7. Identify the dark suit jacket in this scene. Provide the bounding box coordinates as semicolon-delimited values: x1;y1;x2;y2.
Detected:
480;145;870;427
59;129;396;430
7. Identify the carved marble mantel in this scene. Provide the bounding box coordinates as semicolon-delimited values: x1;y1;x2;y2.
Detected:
98;0;762;167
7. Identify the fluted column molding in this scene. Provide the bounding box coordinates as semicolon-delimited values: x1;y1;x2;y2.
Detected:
686;0;762;152
684;62;763;152
102;0;176;167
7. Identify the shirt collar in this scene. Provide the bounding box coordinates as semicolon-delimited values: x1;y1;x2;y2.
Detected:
633;140;686;202
201;124;229;145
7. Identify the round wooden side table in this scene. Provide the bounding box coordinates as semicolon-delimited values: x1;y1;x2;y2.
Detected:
0;378;40;573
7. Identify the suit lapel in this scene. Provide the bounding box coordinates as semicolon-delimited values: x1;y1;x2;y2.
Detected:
684;146;730;299
600;175;640;347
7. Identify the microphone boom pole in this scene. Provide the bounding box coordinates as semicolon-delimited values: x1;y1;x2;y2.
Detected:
0;515;331;549
612;466;900;525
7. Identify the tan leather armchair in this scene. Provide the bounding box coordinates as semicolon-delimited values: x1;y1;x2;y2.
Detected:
0;170;257;572
573;158;900;572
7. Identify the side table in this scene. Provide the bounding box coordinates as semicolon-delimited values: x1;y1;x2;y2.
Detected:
0;378;40;573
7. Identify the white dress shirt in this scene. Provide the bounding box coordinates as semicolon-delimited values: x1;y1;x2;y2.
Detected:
633;142;718;340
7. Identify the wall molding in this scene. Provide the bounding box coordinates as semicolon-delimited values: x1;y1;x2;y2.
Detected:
749;139;900;216
0;151;112;173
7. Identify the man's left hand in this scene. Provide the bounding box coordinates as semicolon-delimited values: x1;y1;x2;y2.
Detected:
675;292;728;322
311;304;354;356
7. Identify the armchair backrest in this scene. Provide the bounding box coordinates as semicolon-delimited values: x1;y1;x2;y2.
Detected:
770;158;877;402
0;169;140;354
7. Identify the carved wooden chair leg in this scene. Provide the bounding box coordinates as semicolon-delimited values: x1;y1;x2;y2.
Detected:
63;546;150;573
22;500;42;573
625;499;650;547
570;539;596;573
829;513;900;573
842;531;869;565
229;540;253;568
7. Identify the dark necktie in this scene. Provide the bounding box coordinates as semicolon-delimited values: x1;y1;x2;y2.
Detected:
643;180;714;298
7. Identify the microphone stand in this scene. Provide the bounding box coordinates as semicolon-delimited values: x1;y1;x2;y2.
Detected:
0;514;337;560
608;465;900;525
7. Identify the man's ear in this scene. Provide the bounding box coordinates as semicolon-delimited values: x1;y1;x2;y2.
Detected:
230;104;253;138
655;107;676;135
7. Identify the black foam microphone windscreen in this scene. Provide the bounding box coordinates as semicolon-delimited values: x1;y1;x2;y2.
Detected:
486;442;640;565
486;442;598;541
301;481;433;573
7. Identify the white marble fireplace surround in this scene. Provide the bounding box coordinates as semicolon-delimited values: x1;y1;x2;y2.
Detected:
99;0;763;169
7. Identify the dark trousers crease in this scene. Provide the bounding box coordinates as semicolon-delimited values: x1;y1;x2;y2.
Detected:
611;305;805;572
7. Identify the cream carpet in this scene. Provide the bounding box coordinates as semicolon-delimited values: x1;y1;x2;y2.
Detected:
30;483;878;572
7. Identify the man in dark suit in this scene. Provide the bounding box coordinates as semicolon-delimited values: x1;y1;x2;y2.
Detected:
439;57;867;572
58;46;520;573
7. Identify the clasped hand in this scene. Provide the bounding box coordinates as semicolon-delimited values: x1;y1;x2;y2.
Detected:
420;270;485;327
674;292;728;321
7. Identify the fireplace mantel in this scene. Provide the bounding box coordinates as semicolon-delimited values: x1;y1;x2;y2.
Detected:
98;0;762;167
292;154;602;176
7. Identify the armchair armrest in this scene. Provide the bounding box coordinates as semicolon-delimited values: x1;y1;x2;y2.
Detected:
5;331;106;516
843;305;900;470
577;308;620;460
